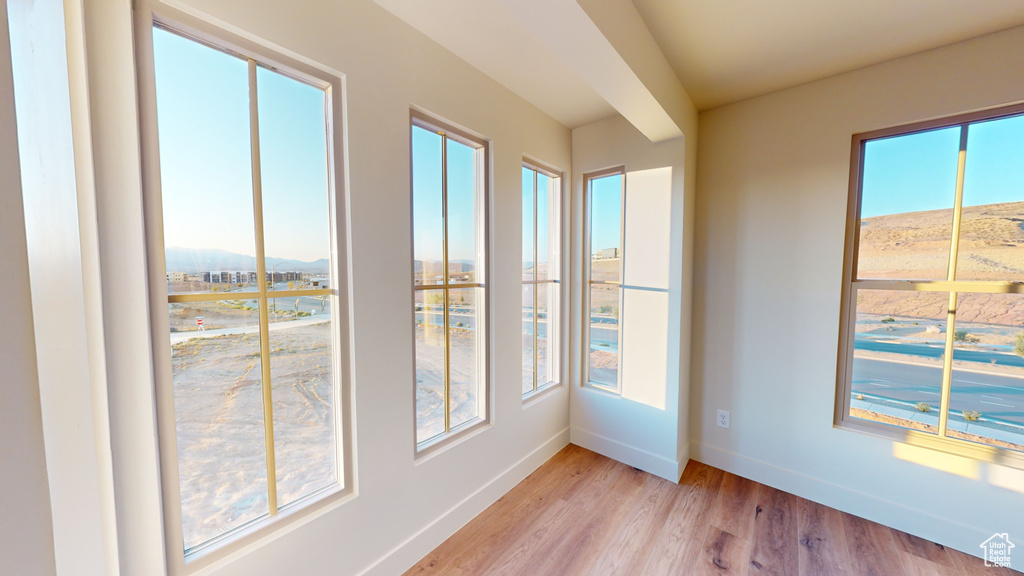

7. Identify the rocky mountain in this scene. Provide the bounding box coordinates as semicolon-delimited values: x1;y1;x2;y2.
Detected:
165;247;329;274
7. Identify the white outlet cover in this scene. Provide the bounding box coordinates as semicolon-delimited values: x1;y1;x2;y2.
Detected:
717;409;730;429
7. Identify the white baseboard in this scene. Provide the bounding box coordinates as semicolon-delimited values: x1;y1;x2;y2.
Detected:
691;442;999;565
676;442;691;481
570;426;685;483
357;427;571;576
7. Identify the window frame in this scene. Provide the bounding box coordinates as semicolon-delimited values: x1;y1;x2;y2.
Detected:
409;109;492;455
522;159;563;399
582;166;626;393
836;102;1024;470
135;9;356;574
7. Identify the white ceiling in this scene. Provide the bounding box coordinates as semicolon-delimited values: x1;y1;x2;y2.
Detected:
374;0;616;128
632;0;1024;110
378;0;1024;137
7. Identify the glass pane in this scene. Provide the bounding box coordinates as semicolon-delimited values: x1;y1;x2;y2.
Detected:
271;315;338;507
857;127;961;281
537;282;554;387
957;114;1024;282
523;166;535;282
257;66;331;292
590;174;622;283
449;287;482;428
447;138;479;284
537;172;551;281
415;290;446;443
546;176;560;282
154;29;258;296
849;289;949;434
168;303;268;550
268;292;328;324
947;293;1024;451
412;126;445;287
589;284;619;387
522;283;535;395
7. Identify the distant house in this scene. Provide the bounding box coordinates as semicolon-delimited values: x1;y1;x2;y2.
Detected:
596;247;618;259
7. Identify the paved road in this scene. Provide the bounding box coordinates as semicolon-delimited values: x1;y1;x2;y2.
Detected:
856;335;1024;367
852;356;1024;426
415;309;620;352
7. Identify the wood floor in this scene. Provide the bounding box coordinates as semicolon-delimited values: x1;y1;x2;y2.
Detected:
404;444;1019;576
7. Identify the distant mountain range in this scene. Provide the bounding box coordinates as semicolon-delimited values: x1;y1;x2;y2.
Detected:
166;247;329;274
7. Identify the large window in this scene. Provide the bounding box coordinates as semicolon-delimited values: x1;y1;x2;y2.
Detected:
839;104;1024;459
411;113;488;448
151;25;344;557
522;162;561;396
584;169;625;390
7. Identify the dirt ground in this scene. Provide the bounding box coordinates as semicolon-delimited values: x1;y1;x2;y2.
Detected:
414;325;483;442
171;320;336;550
851;408;1024;452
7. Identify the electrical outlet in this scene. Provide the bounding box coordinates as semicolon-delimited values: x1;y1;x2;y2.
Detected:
717;410;730;429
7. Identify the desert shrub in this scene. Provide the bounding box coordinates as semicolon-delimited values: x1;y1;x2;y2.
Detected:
915;402;932;413
1015;332;1024;358
962;410;982;422
881;317;896;324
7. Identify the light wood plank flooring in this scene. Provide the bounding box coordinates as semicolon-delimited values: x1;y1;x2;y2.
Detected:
404;444;1020;576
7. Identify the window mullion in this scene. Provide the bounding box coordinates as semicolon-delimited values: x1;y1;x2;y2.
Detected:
937;125;970;437
440;134;451;434
533;170;539;392
616;172;626;392
247;57;278;514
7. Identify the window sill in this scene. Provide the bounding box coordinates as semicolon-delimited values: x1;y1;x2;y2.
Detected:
182;482;354;574
523;381;563;408
836;416;1024;471
414;417;491;463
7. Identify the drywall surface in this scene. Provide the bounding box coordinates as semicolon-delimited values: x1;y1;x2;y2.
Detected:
0;4;56;574
86;0;572;574
694;23;1024;568
571;114;691;482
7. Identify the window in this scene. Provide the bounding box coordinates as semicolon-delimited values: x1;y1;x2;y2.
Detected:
522;162;561;396
583;168;625;390
411;113;488;448
150;25;345;557
838;104;1024;459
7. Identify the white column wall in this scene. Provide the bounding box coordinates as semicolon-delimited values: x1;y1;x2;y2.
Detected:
570;114;693;482
0;2;56;574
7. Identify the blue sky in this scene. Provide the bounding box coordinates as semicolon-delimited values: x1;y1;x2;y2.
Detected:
411;126;479;264
590;174;622;254
862;115;1024;218
521;167;553;268
154;28;330;263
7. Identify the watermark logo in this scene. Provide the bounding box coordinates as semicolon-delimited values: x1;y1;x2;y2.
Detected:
980;533;1014;568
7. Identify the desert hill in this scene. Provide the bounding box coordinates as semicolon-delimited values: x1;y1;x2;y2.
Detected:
856;201;1024;326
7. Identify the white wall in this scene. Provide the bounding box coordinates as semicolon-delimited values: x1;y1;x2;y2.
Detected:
694;24;1024;567
570;114;693;482
0;2;56;574
78;0;573;574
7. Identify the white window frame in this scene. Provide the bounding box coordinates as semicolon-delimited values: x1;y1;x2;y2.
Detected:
836;103;1024;470
581;166;626;393
409;110;491;455
134;8;355;573
522;159;563;399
